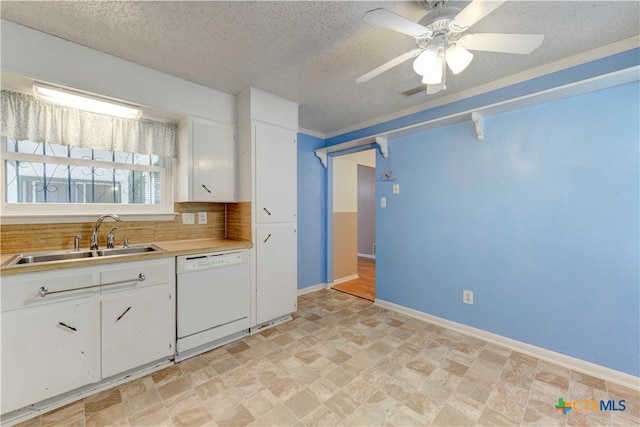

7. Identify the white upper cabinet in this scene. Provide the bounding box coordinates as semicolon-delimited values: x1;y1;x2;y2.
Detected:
255;122;297;223
244;87;299;130
179;118;237;202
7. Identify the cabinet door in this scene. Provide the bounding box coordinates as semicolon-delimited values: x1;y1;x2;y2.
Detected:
255;123;296;223
101;284;173;378
256;223;297;324
1;299;98;413
192;119;236;202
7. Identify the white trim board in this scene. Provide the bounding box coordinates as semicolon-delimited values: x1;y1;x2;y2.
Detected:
319;66;639;157
375;299;640;391
331;274;359;285
325;36;640;139
297;283;329;296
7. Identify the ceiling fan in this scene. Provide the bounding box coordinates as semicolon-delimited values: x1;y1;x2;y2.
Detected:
356;0;544;94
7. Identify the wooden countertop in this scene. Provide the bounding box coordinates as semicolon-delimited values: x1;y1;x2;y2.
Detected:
0;238;253;276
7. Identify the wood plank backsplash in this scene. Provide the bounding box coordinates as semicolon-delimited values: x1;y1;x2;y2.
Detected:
227;202;251;242
0;202;252;254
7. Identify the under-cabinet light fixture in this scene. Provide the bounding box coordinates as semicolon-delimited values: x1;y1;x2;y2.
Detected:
33;84;142;119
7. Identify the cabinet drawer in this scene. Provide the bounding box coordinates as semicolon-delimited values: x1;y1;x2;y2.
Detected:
1;269;98;312
100;259;174;293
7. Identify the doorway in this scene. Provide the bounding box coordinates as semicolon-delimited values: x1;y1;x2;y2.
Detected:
331;149;376;300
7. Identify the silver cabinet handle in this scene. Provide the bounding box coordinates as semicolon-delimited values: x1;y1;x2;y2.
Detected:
263;207;272;216
264;233;272;243
202;184;212;193
37;273;146;297
58;322;77;332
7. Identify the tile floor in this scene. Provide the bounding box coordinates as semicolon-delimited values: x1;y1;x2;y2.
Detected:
16;289;639;427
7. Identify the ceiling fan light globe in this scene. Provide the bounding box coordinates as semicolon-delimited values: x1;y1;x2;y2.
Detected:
420;56;444;85
413;49;438;75
446;44;473;74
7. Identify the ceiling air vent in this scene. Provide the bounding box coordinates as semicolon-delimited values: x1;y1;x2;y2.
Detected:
400;84;428;97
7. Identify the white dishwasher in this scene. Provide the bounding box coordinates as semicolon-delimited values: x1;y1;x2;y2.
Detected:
176;250;249;361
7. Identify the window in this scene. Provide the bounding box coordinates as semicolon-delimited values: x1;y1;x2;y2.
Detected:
0;88;177;221
3;139;163;205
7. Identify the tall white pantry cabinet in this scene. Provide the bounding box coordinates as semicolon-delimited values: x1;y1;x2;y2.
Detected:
238;87;298;329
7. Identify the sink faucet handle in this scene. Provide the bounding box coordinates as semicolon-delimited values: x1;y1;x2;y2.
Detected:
74;234;82;252
123;238;129;248
106;227;117;249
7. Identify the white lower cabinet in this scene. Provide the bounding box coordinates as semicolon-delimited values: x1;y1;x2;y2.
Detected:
100;259;175;378
1;297;99;414
0;258;175;417
255;223;297;324
101;284;173;378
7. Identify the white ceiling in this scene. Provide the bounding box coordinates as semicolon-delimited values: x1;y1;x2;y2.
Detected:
1;1;638;136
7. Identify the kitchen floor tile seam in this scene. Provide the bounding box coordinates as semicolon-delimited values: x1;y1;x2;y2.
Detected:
483;346;530;427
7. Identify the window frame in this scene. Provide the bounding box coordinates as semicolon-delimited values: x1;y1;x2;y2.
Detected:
0;137;176;224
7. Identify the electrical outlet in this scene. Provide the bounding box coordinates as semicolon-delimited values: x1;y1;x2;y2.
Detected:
463;290;474;305
182;213;195;224
381;197;387;208
198;211;207;224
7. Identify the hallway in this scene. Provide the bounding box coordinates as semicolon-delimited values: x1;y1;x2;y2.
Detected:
332;257;375;301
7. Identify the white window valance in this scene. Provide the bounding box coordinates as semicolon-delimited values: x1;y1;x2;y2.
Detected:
1;90;177;158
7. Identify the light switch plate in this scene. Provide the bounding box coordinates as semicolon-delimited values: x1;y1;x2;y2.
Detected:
182;213;195;224
198;212;207;224
393;184;400;194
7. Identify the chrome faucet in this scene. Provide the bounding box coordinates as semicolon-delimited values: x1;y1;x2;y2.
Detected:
106;227;118;249
90;214;123;250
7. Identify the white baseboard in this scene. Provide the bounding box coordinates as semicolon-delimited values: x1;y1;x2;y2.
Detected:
357;253;376;259
332;274;359;285
297;283;329;296
375;299;640;391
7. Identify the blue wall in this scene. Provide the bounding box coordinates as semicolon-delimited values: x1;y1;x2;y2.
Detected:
375;82;640;375
297;132;327;289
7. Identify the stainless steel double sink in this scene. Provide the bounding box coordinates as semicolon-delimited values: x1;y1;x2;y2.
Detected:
2;244;165;267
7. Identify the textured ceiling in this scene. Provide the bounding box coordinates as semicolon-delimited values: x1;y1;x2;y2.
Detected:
1;1;638;135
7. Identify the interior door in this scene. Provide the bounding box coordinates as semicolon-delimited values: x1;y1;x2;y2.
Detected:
357;165;376;256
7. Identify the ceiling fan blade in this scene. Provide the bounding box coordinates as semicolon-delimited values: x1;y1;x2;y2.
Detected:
362;8;429;37
356;48;422;83
450;0;506;32
426;81;446;94
458;33;545;54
